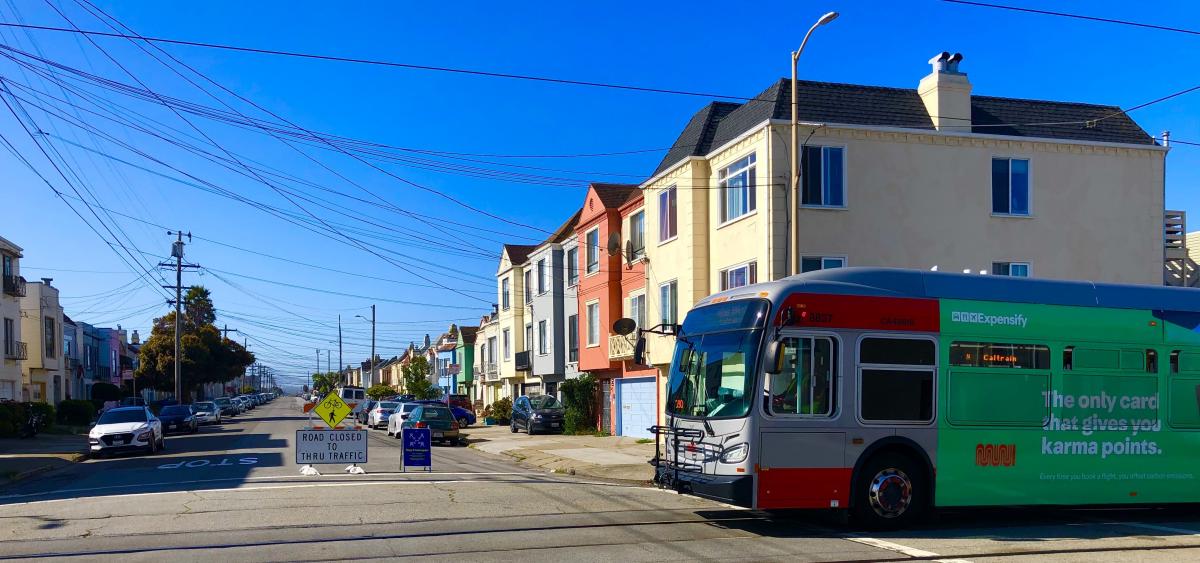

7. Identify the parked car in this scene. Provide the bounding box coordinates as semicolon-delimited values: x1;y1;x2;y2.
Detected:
367;401;399;429
158;404;199;434
511;395;565;435
214;397;238;417
88;406;163;456
399;404;460;446
451;406;476;428
120;396;147;407
447;394;471;411
356;400;377;424
386;403;422;437
234;397;248;414
192;401;222;425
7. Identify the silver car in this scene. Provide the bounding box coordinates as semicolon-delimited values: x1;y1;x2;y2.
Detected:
192;401;222;425
88;407;164;456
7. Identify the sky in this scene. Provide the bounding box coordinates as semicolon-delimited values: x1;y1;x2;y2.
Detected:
3;0;1199;390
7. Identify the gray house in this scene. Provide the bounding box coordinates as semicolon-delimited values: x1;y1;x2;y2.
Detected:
521;211;581;398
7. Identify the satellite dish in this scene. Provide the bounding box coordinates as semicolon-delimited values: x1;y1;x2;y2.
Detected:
612;318;637;336
606;232;621;256
624;240;634;267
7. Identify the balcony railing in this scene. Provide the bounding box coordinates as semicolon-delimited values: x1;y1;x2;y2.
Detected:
609;333;635;360
4;340;27;361
484;362;499;381
515;350;532;371
2;275;26;297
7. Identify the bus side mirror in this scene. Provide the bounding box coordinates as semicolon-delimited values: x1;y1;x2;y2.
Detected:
633;335;647;366
763;340;784;374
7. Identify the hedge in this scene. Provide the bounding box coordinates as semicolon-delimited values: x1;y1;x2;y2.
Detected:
57;400;95;426
561;373;598;434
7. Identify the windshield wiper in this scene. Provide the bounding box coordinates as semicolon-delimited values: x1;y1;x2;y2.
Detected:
702;418;714;436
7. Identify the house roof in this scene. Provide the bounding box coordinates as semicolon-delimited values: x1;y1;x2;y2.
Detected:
591;183;640;209
545;209;582;245
653;78;1156;177
457;325;479;344
502;244;538;264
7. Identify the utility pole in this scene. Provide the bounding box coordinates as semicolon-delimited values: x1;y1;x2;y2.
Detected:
314;348;319;395
370;305;376;389
326;350;330;374
158;230;198;402
338;314;343;385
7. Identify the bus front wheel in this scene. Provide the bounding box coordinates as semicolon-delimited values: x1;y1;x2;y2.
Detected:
851;452;927;530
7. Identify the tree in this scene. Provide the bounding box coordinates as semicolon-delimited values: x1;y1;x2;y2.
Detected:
134;286;254;402
310;372;340;396
401;356;439;400
561;373;599;434
366;384;396;400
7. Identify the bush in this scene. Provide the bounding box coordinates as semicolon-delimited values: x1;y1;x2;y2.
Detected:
489;397;512;424
561;373;599;434
366;384;396;400
91;382;122;403
0;402;23;437
57;400;95;426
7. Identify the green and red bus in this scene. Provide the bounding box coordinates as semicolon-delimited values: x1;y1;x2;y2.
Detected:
638;268;1200;528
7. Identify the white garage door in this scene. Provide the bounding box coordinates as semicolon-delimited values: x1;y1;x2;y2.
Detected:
618;377;656;439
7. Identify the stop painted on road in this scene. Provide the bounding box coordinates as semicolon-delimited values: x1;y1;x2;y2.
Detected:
157;457;259;470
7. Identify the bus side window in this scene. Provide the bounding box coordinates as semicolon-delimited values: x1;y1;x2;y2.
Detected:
769;336;835;416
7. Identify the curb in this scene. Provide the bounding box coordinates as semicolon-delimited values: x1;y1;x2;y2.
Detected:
480;445;652;485
0;451;90;488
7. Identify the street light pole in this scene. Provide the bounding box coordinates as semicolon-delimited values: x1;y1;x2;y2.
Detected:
356;305;376;389
789;11;839;277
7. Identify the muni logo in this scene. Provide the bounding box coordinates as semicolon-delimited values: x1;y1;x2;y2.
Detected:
975;443;1016;467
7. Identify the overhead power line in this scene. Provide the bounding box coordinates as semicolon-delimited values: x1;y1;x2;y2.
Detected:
0;20;764;101
943;1;1200;36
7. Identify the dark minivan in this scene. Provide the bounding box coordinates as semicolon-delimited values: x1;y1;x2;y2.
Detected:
511;395;564;435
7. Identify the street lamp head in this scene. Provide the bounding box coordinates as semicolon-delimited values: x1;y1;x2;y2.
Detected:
817;11;839;26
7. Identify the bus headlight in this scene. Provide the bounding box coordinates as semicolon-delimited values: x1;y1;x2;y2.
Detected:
719;443;748;464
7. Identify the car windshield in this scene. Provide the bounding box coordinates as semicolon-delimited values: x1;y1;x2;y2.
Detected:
378;402;399;409
665;299;769;419
529;396;562;410
400;403;419;413
161;406;191;416
422;407;451;419
98;409;147;424
194;402;216;411
215;398;230;406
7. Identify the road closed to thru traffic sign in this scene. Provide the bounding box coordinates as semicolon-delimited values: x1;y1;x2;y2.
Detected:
296;429;368;464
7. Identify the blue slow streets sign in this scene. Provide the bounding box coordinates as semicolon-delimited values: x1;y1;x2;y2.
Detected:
402;427;431;471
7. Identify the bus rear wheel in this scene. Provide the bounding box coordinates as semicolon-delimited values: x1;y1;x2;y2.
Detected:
851;452;926;530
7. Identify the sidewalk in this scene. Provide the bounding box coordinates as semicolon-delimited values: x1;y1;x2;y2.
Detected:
0;433;90;486
466;424;656;483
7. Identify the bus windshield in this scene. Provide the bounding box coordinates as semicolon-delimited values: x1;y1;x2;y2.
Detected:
666;300;769;419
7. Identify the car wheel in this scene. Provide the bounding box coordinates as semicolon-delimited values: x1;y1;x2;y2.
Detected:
510;421;518;433
148;433;158;454
851;452;927;530
457;417;469;428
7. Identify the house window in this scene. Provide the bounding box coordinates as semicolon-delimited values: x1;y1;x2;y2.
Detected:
801;146;845;207
629;210;645;259
44;317;55;359
660;281;678;325
992;262;1030;277
501;278;510;310
991;158;1030;215
502;329;510;360
1;254;12;278
523;270;532;303
719;153;757;223
586;302;600;347
719;262;757;290
487;337;497;364
566;247;579;286
630;293;647;331
568;314;579;362
537;259;546;294
538;320;547;355
659;186;677;242
3;318;13;356
801;256;845;273
586;228;599;274
526;323;533;353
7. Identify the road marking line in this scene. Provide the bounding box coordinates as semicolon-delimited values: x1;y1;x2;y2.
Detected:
844;536;971;563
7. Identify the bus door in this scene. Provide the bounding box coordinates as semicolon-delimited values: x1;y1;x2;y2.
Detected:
758;331;848;509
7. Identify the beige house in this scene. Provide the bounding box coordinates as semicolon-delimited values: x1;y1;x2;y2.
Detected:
642;52;1167;418
495;244;535;400
1;236;24;401
19;279;64;404
474;309;500;406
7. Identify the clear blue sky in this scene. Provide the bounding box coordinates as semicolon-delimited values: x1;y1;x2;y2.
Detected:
4;0;1198;389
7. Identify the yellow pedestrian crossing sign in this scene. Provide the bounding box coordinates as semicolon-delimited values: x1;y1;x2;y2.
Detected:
313;393;352;428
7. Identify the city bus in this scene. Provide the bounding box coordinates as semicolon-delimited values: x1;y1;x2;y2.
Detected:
633;267;1200;528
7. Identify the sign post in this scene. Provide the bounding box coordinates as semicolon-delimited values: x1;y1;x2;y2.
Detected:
401;427;432;472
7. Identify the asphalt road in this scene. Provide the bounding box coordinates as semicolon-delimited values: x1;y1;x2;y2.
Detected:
2;398;1200;562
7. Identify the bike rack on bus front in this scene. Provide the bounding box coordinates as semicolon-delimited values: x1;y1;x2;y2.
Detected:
647;425;704;489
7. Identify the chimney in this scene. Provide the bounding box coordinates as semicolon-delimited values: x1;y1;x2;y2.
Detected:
131;330;140;345
40;277;52;286
918;52;972;131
